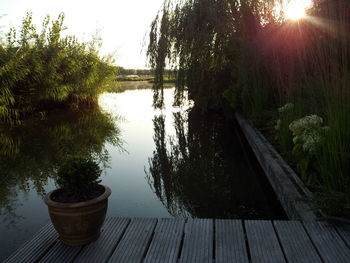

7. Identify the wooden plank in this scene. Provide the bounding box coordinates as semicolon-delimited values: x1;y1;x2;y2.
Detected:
245;220;286;263
38;242;82;263
235;113;316;221
144;218;185;263
179;219;213;263
74;217;130;263
4;223;58;263
215;219;249;263
273;221;322;263
303;221;350;263
107;218;157;263
5;217;350;263
335;224;350;247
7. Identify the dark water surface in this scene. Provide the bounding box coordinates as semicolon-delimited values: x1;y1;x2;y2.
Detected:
0;86;285;261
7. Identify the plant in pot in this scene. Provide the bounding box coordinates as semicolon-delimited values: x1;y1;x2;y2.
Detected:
44;156;111;246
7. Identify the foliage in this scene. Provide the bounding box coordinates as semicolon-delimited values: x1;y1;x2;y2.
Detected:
0;12;117;123
148;0;350;218
289;115;328;155
56;157;102;193
275;103;295;155
288;115;329;184
268;1;350;216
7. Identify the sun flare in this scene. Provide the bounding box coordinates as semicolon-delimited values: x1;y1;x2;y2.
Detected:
285;0;313;20
286;3;306;20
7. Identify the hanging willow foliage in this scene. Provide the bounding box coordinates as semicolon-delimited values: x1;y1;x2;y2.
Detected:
148;0;350;217
147;0;282;110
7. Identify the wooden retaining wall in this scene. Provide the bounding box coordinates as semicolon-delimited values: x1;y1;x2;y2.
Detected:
235;113;317;221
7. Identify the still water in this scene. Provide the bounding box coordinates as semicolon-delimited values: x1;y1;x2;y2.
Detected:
0;86;285;261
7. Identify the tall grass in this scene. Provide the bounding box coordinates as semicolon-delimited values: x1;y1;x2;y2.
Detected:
0;13;117;123
236;0;350;217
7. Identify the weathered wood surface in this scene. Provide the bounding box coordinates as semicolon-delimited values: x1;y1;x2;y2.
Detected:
245;220;286;263
5;218;350;263
235;113;317;221
39;242;81;263
144;218;185;263
4;223;58;263
336;223;350;247
75;217;130;263
108;218;157;263
215;219;248;263
179;219;213;263
303;221;350;263
273;221;322;263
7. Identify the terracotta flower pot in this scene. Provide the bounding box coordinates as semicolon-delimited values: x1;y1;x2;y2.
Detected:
44;184;111;246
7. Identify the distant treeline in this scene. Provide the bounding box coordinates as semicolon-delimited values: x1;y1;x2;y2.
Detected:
0;13;117;123
116;67;174;76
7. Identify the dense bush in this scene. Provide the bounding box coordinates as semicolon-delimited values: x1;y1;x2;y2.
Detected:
57;157;102;193
0;12;117;123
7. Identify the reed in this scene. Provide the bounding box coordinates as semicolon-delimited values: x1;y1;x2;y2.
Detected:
0;12;117;123
239;0;350;217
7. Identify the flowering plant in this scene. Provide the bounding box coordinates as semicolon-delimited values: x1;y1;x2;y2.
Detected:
289;114;329;154
289;114;329;183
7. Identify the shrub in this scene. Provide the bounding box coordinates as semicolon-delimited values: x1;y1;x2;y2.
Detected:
288;115;329;184
56;157;102;194
0;12;117;123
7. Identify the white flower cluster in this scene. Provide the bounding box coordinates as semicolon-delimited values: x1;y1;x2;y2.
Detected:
278;103;294;114
289;115;328;154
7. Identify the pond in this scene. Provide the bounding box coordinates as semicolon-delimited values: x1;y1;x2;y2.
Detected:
0;84;286;261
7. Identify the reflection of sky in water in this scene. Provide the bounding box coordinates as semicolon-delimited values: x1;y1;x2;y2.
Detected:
98;88;191;218
99;88;192;137
0;87;189;261
0;86;283;261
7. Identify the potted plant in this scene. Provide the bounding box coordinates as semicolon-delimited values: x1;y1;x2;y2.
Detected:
44;156;111;246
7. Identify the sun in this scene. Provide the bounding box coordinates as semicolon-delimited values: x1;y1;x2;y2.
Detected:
286;3;306;20
285;0;312;20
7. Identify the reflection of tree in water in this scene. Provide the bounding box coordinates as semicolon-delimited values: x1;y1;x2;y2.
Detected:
148;109;283;219
147;113;190;217
0;108;123;225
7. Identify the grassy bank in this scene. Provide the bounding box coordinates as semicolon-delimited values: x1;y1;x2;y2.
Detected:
0;13;117;123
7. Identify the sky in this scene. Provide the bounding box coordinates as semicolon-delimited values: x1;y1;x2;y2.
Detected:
0;0;165;68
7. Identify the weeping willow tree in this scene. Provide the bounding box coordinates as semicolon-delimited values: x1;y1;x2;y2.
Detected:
147;0;282;110
148;0;350;218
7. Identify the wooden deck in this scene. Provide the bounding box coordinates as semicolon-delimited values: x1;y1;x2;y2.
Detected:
4;217;350;263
